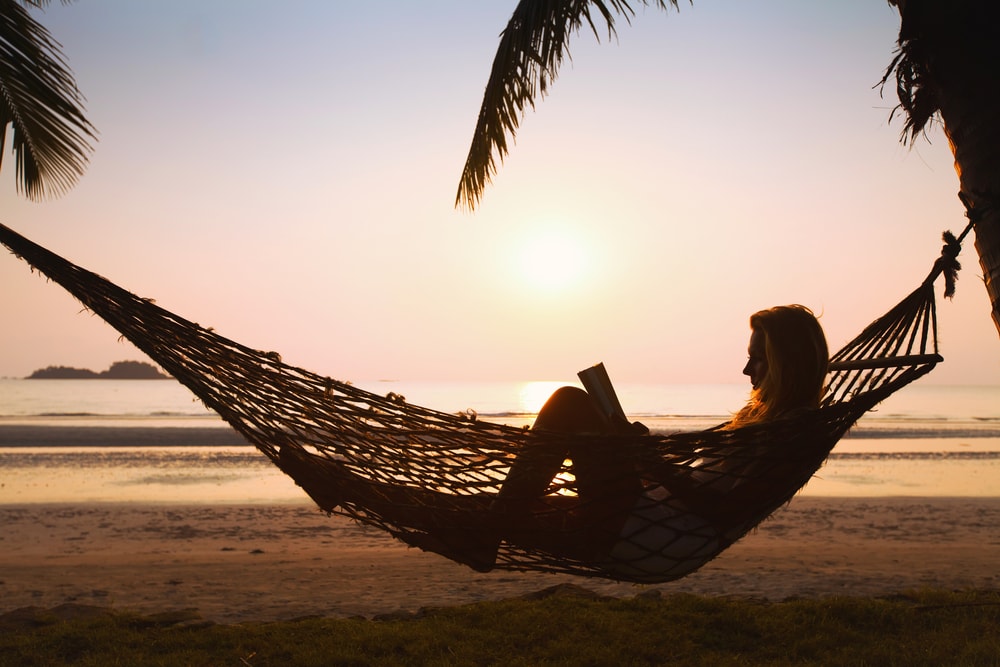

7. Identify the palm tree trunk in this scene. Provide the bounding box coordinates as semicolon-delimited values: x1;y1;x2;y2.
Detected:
971;210;1000;337
891;0;1000;337
935;3;1000;336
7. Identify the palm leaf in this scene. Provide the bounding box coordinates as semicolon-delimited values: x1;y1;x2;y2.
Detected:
881;0;1000;146
880;0;941;145
0;0;95;201
455;0;682;210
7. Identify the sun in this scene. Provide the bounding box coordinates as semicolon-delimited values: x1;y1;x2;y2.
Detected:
517;229;588;292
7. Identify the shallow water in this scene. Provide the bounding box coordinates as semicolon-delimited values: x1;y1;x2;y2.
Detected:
1;441;997;504
0;380;997;503
0;446;301;505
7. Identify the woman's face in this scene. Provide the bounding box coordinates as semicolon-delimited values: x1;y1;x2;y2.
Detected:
743;328;768;389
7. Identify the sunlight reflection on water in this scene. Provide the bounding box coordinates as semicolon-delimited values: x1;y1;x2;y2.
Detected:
0;447;305;504
1;381;997;504
1;444;996;504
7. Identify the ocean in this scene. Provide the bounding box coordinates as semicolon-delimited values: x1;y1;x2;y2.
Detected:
1;379;998;503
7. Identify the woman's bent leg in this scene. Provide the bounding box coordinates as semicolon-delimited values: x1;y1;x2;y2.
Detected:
497;386;607;512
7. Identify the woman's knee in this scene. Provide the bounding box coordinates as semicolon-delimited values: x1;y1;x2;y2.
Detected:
534;386;604;433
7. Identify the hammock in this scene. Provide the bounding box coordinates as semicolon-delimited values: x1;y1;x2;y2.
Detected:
0;222;963;583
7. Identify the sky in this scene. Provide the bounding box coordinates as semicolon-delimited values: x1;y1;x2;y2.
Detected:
1;0;998;386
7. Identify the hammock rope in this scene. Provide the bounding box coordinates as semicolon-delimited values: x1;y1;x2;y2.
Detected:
0;222;964;583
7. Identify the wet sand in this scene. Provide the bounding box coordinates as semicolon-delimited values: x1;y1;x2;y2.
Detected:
1;497;997;624
0;424;245;447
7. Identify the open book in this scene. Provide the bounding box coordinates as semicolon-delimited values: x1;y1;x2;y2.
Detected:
577;362;628;423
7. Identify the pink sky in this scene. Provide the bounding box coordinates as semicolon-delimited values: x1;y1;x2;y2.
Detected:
1;1;997;385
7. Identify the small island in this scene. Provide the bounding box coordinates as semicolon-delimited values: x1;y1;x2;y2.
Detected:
26;360;171;380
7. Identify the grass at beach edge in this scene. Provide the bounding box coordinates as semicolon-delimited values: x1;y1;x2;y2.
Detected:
3;587;998;666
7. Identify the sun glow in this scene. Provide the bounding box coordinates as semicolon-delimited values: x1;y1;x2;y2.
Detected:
518;380;566;415
517;229;587;293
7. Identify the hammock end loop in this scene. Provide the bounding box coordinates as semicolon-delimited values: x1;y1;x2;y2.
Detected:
929;189;988;298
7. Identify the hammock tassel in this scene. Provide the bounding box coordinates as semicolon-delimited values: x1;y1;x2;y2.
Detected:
936;230;962;299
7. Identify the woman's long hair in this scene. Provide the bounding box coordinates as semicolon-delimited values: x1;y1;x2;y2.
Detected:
729;305;828;428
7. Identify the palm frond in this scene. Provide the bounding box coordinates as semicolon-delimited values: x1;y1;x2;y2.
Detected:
881;0;1000;146
879;0;940;145
0;0;95;201
17;1;65;9
456;0;683;210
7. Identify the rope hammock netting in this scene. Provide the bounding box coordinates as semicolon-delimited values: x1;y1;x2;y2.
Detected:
0;221;968;583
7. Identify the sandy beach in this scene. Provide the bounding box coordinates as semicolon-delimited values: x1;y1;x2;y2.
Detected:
1;496;997;624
